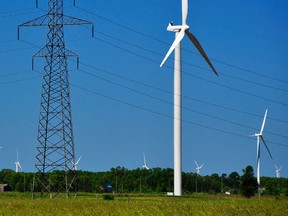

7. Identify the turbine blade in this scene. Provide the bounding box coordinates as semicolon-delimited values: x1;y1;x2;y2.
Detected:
182;0;188;25
160;28;186;67
260;109;268;134
76;156;82;165
185;30;218;76
194;160;199;167
260;136;273;159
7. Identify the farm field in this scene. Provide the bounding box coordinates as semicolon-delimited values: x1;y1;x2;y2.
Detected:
0;193;287;215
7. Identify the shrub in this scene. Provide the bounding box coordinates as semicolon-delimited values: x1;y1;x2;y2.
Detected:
102;194;114;200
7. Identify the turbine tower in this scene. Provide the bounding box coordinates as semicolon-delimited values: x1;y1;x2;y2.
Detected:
274;165;281;178
19;0;93;198
253;109;273;187
15;150;22;173
160;0;218;196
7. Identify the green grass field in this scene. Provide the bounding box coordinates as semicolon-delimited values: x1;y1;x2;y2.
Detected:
0;193;287;215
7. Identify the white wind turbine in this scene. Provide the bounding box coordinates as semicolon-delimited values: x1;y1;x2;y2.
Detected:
194;160;204;175
160;0;218;196
253;109;273;186
274;165;281;178
71;156;81;170
15;149;22;173
142;153;149;170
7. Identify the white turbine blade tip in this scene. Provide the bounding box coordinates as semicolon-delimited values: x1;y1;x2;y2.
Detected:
260;109;268;134
160;49;173;68
76;156;82;164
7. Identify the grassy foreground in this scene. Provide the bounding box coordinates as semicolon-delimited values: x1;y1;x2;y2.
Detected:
0;193;287;215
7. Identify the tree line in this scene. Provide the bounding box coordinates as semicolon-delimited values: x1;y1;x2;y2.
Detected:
0;166;287;197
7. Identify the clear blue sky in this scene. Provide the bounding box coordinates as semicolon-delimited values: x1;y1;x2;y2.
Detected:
0;0;287;178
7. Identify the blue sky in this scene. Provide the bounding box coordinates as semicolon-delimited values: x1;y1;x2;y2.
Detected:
0;0;287;178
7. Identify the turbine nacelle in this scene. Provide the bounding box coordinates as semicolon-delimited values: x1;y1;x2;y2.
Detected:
167;22;189;32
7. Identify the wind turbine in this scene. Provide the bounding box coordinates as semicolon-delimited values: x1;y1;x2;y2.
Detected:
15;149;22;173
142;153;149;170
274;165;281;178
71;156;81;170
194;160;204;175
253;109;273;186
160;0;218;196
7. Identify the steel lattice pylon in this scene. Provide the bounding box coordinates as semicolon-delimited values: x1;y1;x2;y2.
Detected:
19;0;93;198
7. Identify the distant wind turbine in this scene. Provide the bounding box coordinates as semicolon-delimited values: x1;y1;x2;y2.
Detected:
71;156;81;170
15;149;22;173
194;160;204;175
274;165;281;178
142;153;149;170
160;0;218;196
253;109;273;186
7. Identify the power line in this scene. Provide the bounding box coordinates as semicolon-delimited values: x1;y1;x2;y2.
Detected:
0;76;40;86
0;46;35;54
71;83;288;148
4;63;287;131
183;71;288;107
91;36;288;107
0;70;33;77
6;37;288;124
75;5;288;85
6;30;288;106
2;6;285;143
76;67;288;140
1;64;285;147
76;60;288;125
94;29;288;93
0;8;39;19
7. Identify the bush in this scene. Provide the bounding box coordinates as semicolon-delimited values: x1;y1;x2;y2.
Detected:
102;194;114;200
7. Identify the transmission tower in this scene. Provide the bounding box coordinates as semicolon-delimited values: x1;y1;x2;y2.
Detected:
19;0;93;198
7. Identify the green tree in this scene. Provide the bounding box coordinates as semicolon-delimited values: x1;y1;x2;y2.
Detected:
240;165;258;198
264;178;280;196
227;171;240;193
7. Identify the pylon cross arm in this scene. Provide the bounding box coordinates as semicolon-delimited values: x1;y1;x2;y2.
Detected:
19;14;92;27
19;15;49;27
18;15;94;39
32;47;79;70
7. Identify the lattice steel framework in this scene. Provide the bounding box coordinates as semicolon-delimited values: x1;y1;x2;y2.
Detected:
19;0;93;198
